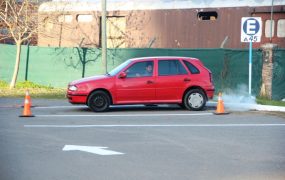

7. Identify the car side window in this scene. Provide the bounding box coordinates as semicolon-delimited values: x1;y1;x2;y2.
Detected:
183;60;200;74
158;60;188;76
125;61;154;78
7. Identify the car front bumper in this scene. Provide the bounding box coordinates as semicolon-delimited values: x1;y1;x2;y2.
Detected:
67;94;88;104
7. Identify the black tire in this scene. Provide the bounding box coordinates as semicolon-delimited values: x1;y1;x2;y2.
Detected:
87;90;110;112
183;89;206;111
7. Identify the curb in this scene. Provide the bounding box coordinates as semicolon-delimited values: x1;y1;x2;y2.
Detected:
207;102;285;112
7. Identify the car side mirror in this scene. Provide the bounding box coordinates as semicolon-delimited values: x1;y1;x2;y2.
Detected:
119;72;127;79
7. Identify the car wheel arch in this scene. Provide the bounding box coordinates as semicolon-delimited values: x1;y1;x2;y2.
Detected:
86;88;113;105
182;86;208;101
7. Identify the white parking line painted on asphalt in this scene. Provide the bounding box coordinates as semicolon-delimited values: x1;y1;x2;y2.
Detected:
35;105;87;109
63;145;124;155
24;124;285;128
35;113;213;117
31;103;285;112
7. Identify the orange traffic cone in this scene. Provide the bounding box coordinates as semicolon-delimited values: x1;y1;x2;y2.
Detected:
214;92;229;115
21;90;34;107
19;90;35;117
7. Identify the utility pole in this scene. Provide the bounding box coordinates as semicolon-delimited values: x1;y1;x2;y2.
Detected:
101;0;107;73
269;0;274;43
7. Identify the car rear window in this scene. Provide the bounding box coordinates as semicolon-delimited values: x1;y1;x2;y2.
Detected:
158;60;188;76
183;60;200;74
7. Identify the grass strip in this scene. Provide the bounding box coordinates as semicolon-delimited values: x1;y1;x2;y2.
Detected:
256;97;285;107
0;81;66;99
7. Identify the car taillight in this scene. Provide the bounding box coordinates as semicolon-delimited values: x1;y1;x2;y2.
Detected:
209;72;212;82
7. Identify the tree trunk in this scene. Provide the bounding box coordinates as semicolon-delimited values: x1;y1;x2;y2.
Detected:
9;41;22;89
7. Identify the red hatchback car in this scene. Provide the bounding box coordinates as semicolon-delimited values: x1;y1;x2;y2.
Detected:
67;56;214;112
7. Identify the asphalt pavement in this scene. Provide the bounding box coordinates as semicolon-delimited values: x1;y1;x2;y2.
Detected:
0;98;285;180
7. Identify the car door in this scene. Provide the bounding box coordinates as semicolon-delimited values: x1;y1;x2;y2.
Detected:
155;59;190;102
115;60;156;104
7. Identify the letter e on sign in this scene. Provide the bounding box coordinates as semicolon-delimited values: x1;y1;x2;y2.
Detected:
241;17;262;42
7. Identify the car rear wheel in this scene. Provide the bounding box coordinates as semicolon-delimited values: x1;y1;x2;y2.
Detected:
184;89;206;111
88;90;110;112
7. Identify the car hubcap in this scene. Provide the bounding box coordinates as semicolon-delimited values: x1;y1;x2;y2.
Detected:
94;96;105;107
188;93;203;108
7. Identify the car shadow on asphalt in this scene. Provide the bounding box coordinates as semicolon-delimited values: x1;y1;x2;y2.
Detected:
70;104;216;113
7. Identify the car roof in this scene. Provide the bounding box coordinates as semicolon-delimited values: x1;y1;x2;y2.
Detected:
129;56;199;61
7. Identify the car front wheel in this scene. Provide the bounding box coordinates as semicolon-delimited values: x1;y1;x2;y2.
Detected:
88;90;110;112
184;89;206;111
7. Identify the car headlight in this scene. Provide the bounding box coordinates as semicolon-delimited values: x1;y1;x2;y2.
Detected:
68;85;78;91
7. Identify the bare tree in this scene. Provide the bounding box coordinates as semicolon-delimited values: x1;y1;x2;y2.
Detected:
0;0;38;89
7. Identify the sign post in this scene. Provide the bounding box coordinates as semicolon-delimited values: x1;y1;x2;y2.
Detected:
249;41;252;95
241;17;262;95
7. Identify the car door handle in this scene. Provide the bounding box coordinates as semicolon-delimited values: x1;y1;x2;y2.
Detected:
147;80;154;84
184;78;191;82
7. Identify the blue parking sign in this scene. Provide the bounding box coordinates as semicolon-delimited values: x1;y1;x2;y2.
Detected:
241;17;262;42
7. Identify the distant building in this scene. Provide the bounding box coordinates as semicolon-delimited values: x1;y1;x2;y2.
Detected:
38;0;285;48
0;1;39;45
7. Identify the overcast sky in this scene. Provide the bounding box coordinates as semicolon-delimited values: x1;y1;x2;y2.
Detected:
47;0;285;10
52;0;285;4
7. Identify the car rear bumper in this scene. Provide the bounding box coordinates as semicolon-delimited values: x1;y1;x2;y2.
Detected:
205;88;215;99
67;94;87;104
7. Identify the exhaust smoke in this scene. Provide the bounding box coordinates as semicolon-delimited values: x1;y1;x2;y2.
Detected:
221;84;256;111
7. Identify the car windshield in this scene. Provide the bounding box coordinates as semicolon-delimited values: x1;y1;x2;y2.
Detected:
108;60;132;76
